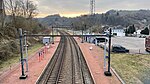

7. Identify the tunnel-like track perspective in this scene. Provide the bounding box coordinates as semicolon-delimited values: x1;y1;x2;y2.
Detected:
36;31;94;84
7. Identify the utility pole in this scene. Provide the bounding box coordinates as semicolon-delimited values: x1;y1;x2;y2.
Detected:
72;23;74;35
19;29;27;79
104;28;112;76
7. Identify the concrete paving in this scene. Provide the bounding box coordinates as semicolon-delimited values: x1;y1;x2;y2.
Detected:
112;37;149;54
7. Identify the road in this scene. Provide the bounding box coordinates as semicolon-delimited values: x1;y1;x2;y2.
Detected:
112;37;149;54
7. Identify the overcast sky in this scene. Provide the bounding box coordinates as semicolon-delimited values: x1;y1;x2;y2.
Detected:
31;0;150;17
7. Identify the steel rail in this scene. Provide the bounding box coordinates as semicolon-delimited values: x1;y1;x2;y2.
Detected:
36;37;65;84
68;37;76;84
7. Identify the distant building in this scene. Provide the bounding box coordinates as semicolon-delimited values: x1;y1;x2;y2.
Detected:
112;28;125;36
141;19;147;23
136;30;142;35
104;26;125;36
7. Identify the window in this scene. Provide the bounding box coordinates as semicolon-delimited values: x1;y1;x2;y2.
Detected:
113;47;121;50
113;33;117;36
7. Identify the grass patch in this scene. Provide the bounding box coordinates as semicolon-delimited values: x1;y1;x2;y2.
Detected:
111;53;150;84
0;43;43;72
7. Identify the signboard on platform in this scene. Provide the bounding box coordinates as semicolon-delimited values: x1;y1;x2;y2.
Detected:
43;37;51;44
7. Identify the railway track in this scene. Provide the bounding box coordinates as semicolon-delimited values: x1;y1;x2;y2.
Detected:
36;31;94;84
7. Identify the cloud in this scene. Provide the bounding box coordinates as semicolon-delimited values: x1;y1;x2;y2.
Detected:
32;0;150;17
97;0;150;12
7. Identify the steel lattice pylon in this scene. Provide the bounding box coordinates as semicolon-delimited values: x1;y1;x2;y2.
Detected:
90;0;95;15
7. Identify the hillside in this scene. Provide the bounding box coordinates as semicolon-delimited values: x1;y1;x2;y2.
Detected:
38;14;73;26
38;9;150;29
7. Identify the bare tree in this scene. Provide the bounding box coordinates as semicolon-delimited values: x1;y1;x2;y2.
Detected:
0;0;5;37
4;0;38;30
0;0;3;28
0;0;2;37
0;0;3;14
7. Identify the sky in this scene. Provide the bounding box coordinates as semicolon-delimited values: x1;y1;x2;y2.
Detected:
31;0;150;18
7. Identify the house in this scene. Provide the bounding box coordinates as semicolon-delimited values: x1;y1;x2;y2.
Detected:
112;26;125;36
104;26;125;36
136;30;142;35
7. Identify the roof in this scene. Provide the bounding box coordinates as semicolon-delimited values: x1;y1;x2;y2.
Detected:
43;37;50;39
112;25;125;30
112;44;123;47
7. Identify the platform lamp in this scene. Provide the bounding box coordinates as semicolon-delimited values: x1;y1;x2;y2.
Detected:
81;27;84;43
81;21;85;43
19;28;27;79
84;24;87;42
104;28;112;76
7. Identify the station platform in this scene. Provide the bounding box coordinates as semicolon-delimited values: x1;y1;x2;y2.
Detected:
0;37;60;84
75;37;121;84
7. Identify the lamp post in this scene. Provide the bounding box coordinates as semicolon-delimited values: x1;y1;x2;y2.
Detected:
81;27;84;43
104;28;112;76
84;24;87;42
89;26;92;43
52;26;54;44
19;29;27;79
81;25;86;43
72;23;74;35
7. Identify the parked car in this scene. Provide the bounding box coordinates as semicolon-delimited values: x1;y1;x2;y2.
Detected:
112;44;129;53
139;35;148;38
